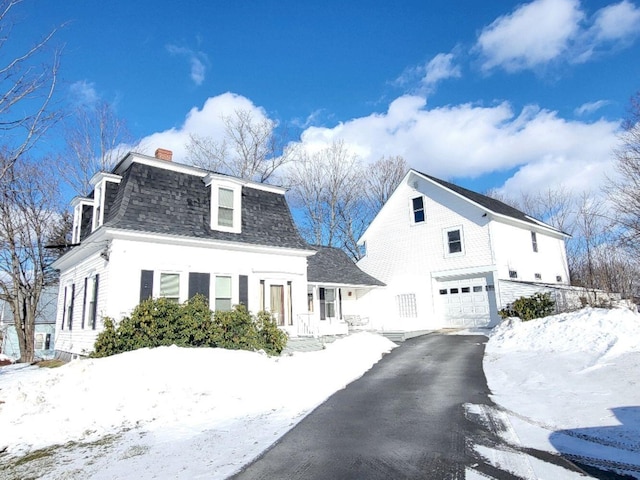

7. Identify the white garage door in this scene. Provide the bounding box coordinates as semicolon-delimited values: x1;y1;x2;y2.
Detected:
438;277;493;327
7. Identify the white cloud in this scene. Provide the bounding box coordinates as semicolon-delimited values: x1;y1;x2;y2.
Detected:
69;80;99;105
574;100;610;116
590;0;640;42
135;92;269;161
476;0;640;72
134;91;621;205
394;52;461;95
166;45;209;86
293;94;620;198
422;53;461;90
477;0;582;72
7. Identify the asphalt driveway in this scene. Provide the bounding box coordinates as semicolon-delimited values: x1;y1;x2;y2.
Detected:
231;334;504;479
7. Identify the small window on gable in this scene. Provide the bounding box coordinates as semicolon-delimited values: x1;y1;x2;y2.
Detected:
531;231;538;252
412;196;425;223
445;227;464;256
535;273;542;280
556;275;563;282
509;270;518;279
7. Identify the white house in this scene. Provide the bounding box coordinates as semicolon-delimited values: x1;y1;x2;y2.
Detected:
357;169;570;331
52;150;381;359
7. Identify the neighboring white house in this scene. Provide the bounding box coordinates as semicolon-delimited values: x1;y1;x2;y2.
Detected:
52;150;381;359
357;169;571;331
0;287;58;360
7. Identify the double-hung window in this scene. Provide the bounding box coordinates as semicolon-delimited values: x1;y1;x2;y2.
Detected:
444;226;464;256
447;229;462;254
218;188;234;227
531;231;538;252
160;273;180;303
412;197;425;223
204;175;243;233
215;276;232;311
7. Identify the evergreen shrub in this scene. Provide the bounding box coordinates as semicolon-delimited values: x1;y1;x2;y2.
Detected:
91;295;287;357
498;292;555;321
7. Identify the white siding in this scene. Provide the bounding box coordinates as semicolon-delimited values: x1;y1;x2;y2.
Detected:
55;237;310;356
358;176;493;330
490;222;569;285
55;252;109;356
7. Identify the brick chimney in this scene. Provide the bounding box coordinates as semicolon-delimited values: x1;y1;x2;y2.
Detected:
154;148;173;162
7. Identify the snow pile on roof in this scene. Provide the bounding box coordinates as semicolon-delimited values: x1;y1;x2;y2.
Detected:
0;332;395;478
483;307;640;476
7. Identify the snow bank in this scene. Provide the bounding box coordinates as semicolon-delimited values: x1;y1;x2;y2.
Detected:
490;307;640;358
484;307;640;475
0;332;395;466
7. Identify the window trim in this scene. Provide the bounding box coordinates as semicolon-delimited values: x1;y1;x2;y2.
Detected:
205;176;243;234
443;226;465;257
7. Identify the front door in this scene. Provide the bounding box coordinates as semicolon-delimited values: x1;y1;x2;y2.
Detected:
270;285;285;326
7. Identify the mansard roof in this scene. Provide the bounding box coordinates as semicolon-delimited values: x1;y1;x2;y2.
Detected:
88;155;310;250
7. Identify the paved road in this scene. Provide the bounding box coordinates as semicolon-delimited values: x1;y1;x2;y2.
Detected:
231;334;509;479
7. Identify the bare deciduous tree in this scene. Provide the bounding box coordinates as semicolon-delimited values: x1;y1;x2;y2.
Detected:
364;155;408;212
0;158;66;362
607;91;640;256
62;100;137;196
187;109;292;183
287;143;407;260
0;0;60;181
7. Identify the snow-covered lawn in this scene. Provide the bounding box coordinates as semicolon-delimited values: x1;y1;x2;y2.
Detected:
481;307;640;478
0;332;396;479
2;308;639;479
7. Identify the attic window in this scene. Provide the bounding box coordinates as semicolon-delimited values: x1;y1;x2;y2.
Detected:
218;188;234;227
531;232;538;252
509;270;518;279
205;175;243;234
412;196;425;223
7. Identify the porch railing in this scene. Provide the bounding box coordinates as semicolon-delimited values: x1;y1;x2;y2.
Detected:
296;313;318;337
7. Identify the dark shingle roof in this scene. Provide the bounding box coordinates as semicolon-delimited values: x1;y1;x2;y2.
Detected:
307;246;385;286
101;162;310;250
418;171;539;226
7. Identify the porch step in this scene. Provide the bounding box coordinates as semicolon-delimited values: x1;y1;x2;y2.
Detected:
381;330;432;343
282;335;346;354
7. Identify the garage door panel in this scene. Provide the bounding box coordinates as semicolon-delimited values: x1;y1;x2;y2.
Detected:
438;276;493;328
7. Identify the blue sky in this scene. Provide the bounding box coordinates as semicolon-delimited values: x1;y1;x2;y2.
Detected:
20;0;640;198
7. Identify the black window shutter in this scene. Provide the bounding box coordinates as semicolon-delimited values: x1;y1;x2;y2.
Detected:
61;287;67;330
188;272;210;303
239;275;248;308
91;274;100;329
140;270;154;302
81;277;88;328
68;284;75;330
319;287;326;320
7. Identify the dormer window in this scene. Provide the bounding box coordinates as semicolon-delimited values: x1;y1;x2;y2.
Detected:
71;197;93;244
89;172;122;233
218;187;235;228
204;174;243;233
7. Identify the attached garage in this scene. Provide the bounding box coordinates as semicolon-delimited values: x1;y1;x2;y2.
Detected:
436;275;497;328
